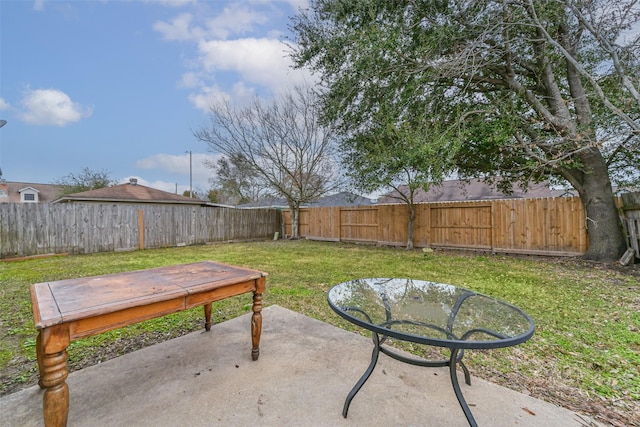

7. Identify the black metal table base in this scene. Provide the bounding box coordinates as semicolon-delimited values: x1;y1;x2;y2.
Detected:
342;331;477;427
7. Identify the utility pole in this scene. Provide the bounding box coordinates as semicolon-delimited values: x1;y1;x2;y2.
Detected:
186;150;192;198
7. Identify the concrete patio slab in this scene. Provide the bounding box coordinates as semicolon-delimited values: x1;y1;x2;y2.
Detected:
1;305;600;427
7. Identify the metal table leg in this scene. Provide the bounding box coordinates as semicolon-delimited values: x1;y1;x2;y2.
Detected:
342;331;380;418
449;348;477;427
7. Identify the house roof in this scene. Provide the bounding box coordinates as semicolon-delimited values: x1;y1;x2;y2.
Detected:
237;192;373;209
306;192;373;207
237;197;289;209
0;181;66;203
53;181;209;205
19;186;40;193
377;179;563;204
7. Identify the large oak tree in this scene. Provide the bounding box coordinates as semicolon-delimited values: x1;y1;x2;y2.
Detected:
291;0;640;261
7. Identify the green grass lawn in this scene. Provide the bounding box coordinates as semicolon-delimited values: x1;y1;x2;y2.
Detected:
1;240;638;425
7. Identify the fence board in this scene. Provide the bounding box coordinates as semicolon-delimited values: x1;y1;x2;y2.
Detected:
0;203;280;259
430;202;492;249
284;196;597;256
309;207;340;241
622;206;640;257
340;207;378;242
626;218;640;256
378;204;409;246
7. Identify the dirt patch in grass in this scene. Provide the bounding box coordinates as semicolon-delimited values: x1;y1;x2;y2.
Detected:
473;362;639;427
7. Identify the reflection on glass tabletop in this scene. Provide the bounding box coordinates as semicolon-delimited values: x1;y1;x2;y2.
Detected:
328;278;535;350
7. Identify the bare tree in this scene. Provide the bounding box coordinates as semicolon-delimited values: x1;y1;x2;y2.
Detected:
194;86;342;238
206;154;268;205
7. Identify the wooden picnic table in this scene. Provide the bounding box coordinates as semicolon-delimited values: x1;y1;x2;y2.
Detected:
30;261;267;427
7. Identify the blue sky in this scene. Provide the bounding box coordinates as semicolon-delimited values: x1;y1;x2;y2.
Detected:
0;0;310;195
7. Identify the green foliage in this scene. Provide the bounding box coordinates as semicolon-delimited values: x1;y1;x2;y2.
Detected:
342;105;461;195
293;0;640;186
291;0;635;259
52;167;116;195
181;189;201;199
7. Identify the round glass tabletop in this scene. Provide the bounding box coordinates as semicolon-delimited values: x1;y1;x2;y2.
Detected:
328;278;535;349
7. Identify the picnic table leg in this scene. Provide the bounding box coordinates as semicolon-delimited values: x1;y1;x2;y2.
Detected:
251;291;263;361
250;276;266;361
204;303;213;331
36;332;46;388
37;327;70;427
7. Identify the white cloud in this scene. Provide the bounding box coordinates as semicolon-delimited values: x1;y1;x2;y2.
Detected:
119;176;187;195
188;82;257;111
154;1;315;111
18;88;93;126
136;153;189;174
154;5;270;41
135;152;222;189
33;0;45;11
250;0;309;11
288;0;309;10
153;13;204;41
0;98;10;110
188;84;229;111
229;81;258;102
204;6;269;39
179;72;202;89
198;37;311;88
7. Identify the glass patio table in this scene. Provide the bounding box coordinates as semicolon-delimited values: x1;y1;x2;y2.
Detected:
327;278;535;427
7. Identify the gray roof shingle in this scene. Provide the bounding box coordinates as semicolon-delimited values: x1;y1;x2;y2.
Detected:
53;181;208;205
0;181;66;203
377;179;562;204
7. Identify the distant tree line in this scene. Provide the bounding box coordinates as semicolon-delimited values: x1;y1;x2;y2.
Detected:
52;167;115;196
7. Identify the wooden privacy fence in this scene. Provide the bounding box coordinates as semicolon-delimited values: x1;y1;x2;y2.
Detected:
0;203;281;259
284;196;590;256
620;192;640;258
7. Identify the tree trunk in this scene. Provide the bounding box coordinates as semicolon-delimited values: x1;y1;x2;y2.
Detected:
290;205;300;239
406;203;415;250
569;150;627;261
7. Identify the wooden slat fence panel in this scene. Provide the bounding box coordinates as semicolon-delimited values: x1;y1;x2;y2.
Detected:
429;202;492;249
0;203;280;258
298;208;310;238
141;205;176;248
283;209;292;237
622;209;640;257
620;192;640;257
340;206;378;242
284;196;597;256
309;207;340;241
626;217;640;257
377;204;409;246
490;197;586;255
414;204;430;248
